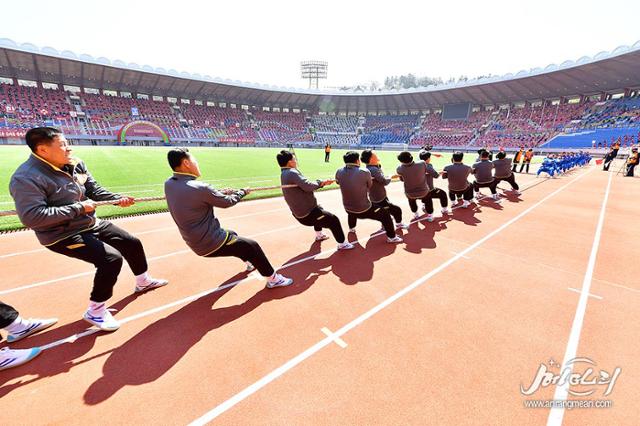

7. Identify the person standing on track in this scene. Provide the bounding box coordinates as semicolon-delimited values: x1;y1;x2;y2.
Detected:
418;150;450;216
442;151;474;208
625;147;639;177
395;151;433;222
0;301;57;371
164;148;293;289
520;148;534;173
602;141;620;171
324;143;331;162
9;127;168;332
492;151;521;195
277;150;354;250
335;151;403;243
360;149;408;229
512;146;525;172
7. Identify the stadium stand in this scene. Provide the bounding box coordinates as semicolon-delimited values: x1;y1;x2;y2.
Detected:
1;80;639;149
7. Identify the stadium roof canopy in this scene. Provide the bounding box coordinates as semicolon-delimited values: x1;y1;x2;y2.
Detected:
1;38;640;113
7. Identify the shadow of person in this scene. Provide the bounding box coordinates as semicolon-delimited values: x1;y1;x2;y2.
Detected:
327;231;398;285
83;256;328;406
450;205;482;226
500;191;524;203
402;216;450;254
0;293;143;397
476;197;504;211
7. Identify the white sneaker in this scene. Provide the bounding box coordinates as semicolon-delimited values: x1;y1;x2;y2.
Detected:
413;212;420;220
395;222;409;230
492;194;501;201
266;273;294;289
6;317;58;343
474;191;481;198
315;232;330;242
348;228;356;233
514;190;522;196
135;277;169;293
425;214;434;222
83;309;120;331
245;261;255;272
0;346;42;371
337;242;355;250
386;236;403;243
462;200;470;209
441;207;451;215
421;205;427;213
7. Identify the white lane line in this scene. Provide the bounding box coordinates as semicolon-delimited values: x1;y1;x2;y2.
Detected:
320;327;348;348
0;207;289;259
566;287;603;300
188;168;593;426
450;250;470;259
597;280;640;295
0;224;300;296
547;171;613;426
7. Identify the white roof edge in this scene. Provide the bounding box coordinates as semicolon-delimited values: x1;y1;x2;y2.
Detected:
1;37;639;97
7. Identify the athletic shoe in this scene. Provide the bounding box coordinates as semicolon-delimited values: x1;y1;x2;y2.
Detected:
421;205;427;213
315;232;330;242
462;200;471;209
266;273;294;289
6;317;58;343
395;222;409;230
337;242;355;250
245;261;256;272
348;228;356;233
83;309;120;332
134;277;169;293
474;191;481;198
492;194;501;201
425;214;434;222
441;207;452;215
0;347;42;371
413;212;420;220
386;236;403;244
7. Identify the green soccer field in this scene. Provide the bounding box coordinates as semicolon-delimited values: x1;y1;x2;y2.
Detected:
0;145;539;232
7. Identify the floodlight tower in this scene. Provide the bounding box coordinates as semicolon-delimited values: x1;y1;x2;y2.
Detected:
300;60;328;89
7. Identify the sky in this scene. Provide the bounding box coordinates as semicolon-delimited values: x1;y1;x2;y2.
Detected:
3;0;639;90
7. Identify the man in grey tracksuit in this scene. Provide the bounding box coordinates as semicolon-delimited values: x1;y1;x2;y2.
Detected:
276;150;352;249
360;150;407;229
164;148;292;288
335;151;401;243
419;150;450;215
471;150;499;200
9;127;167;332
442;151;474;208
492;151;521;194
395;151;432;221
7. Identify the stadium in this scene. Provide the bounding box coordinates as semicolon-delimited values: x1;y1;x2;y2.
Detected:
0;5;639;425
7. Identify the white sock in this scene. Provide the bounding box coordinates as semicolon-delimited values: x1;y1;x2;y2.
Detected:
135;272;150;285
87;301;106;316
316;230;324;237
4;316;29;334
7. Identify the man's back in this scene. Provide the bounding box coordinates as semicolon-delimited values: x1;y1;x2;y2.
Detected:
443;163;471;191
335;165;372;213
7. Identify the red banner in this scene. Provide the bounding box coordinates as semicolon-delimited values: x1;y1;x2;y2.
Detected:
218;137;255;143
0;129;28;138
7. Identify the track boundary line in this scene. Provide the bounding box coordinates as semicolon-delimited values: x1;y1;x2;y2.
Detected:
187;168;593;425
547;171;613;426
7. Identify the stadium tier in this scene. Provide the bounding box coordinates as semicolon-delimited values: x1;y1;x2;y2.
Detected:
2;81;640;148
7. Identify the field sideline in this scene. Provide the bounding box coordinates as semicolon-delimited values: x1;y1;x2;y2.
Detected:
0;145;542;231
